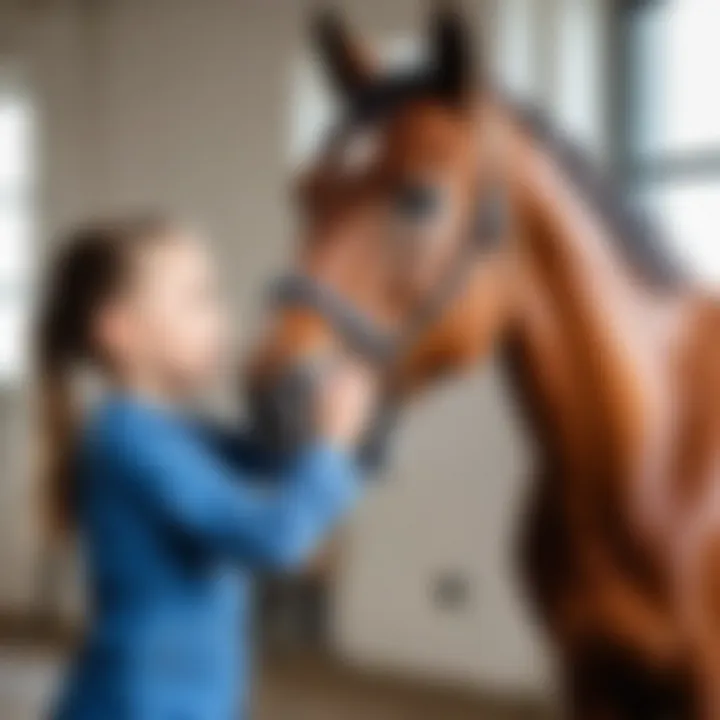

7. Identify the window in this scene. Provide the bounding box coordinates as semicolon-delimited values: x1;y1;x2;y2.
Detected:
495;0;605;156
624;0;720;284
0;70;34;382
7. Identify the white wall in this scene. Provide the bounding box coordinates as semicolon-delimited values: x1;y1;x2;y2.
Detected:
334;370;551;693
0;0;609;695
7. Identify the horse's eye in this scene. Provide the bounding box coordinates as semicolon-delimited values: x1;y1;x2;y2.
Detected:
395;183;441;222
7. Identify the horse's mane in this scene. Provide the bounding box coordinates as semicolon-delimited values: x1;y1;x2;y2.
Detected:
512;102;686;291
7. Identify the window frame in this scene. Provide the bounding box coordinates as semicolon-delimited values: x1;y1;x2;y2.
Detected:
0;62;35;385
609;0;720;284
614;0;720;186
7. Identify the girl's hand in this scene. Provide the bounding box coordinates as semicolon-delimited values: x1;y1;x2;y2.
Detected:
317;362;377;448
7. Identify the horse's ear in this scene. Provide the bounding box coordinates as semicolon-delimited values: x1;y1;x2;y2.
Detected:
312;10;376;99
430;3;476;103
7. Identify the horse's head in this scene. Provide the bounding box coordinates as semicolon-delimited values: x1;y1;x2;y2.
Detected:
246;4;519;455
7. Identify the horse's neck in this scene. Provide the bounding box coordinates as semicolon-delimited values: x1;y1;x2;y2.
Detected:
503;133;676;481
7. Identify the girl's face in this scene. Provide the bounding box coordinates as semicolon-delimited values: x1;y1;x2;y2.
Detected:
101;231;230;398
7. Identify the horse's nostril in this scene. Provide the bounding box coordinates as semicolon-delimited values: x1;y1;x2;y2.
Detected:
249;361;323;455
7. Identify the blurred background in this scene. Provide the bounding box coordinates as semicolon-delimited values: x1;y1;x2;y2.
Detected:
0;0;716;717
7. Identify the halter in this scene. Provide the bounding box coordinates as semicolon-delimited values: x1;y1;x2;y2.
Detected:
270;183;506;367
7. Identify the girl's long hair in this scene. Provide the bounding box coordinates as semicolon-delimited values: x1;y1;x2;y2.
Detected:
36;214;172;536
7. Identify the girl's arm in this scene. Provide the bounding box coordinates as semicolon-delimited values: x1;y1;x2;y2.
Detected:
98;414;359;570
197;410;396;479
195;421;279;475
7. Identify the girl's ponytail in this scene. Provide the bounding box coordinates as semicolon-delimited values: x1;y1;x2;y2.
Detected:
36;215;172;535
36;326;78;538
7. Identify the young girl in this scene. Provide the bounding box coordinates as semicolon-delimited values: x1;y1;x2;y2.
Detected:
38;215;374;720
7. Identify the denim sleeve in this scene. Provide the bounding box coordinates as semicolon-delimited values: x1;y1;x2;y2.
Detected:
194;420;279;475
100;417;360;569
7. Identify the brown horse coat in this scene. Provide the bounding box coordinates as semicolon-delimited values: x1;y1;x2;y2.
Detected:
247;7;720;718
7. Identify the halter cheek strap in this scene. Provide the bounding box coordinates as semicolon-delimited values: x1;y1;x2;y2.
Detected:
474;184;507;250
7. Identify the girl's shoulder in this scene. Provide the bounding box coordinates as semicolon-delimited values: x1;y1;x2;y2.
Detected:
80;395;270;479
79;395;181;465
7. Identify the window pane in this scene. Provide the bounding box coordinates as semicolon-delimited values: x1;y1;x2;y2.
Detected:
631;0;720;156
0;208;31;281
0;95;32;189
554;0;604;155
0;301;27;383
639;179;720;284
0;76;33;383
496;0;537;100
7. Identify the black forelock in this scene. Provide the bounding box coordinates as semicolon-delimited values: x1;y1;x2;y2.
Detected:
348;71;438;125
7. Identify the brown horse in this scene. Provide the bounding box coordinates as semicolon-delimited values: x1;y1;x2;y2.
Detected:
246;6;720;718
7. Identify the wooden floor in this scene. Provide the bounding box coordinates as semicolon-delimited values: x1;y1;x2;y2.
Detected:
0;647;552;720
256;654;553;720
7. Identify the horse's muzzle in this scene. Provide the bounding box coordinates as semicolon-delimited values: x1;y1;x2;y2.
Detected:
247;354;398;472
247;357;330;456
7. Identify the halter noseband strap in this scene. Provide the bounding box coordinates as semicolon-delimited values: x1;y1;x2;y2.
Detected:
271;274;398;363
270;185;507;367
